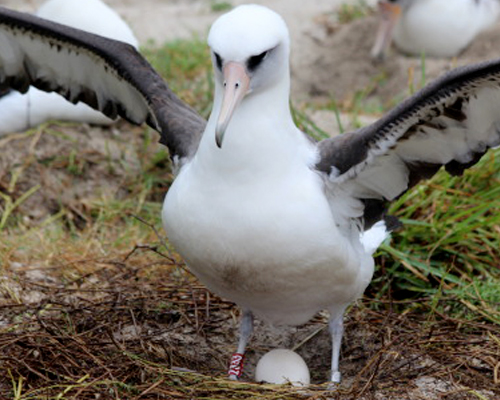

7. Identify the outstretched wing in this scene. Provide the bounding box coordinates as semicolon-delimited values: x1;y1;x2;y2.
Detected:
316;58;500;229
0;6;206;162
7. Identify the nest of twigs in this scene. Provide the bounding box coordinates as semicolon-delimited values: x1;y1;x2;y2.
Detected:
1;245;499;400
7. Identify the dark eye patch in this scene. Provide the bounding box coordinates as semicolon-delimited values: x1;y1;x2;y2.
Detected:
214;52;223;70
247;50;268;71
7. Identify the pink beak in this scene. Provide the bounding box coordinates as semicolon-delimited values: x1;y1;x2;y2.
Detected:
371;1;402;60
215;62;251;148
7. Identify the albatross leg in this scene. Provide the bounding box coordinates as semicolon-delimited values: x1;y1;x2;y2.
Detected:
228;309;254;380
329;311;345;384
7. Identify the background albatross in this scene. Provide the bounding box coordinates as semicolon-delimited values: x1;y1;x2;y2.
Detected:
371;0;500;59
0;3;500;384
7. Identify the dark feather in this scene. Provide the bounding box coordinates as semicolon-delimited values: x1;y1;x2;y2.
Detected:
317;58;500;228
0;6;206;161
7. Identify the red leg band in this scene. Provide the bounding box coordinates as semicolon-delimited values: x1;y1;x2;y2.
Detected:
228;352;245;377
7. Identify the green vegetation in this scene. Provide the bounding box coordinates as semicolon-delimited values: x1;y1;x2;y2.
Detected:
210;1;232;13
374;149;500;324
336;0;372;24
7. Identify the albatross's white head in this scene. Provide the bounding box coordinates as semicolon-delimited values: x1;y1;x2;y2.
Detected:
207;5;291;147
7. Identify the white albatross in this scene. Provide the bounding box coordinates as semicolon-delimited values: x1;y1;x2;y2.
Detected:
0;0;138;135
371;0;500;59
1;3;500;384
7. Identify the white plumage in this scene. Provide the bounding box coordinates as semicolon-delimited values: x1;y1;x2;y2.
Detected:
162;5;378;383
164;4;372;322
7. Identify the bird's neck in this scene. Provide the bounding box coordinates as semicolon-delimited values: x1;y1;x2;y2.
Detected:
193;71;315;180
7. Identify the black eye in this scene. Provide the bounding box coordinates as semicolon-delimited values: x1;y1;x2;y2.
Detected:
247;50;268;71
214;52;223;70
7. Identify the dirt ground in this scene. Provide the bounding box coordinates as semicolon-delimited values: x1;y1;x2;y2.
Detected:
3;254;499;399
1;1;500;399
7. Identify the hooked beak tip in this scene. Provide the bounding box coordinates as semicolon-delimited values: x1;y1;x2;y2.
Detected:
215;124;226;148
215;132;223;148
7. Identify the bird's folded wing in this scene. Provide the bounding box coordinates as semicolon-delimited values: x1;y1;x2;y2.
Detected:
0;6;206;161
317;59;500;229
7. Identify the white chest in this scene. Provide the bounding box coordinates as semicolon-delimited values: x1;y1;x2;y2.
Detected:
162;158;372;325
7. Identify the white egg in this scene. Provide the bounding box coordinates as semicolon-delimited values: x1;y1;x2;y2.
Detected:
255;349;310;387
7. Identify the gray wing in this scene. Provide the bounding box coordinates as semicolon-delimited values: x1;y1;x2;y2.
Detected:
316;58;500;229
0;6;206;162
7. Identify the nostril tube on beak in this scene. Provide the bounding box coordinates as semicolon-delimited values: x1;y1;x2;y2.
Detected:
215;62;251;148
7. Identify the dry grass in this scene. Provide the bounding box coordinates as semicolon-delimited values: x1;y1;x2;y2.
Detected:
1;122;499;399
2;242;499;399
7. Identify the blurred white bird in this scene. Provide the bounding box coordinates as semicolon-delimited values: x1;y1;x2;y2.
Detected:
0;0;138;135
371;0;500;59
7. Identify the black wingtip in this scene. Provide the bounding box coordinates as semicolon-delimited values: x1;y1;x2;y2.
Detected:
383;215;403;232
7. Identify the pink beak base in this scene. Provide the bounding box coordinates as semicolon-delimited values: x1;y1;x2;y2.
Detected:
215;62;251;147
